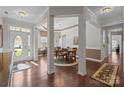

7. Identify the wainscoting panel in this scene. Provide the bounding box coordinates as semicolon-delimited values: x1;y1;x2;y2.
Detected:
40;31;47;36
86;49;101;60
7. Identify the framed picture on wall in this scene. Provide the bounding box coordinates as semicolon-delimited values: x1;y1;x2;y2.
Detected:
73;36;78;45
0;25;3;48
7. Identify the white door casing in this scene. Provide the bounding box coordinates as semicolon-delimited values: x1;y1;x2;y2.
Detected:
10;31;32;62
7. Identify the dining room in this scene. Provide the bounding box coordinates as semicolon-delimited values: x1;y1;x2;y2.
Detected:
53;16;79;66
37;16;79;66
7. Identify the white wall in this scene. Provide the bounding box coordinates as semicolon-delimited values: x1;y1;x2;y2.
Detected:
86;21;101;49
86;7;100;27
38;27;79;49
53;17;78;48
0;16;3;52
53;20;101;50
61;26;78;48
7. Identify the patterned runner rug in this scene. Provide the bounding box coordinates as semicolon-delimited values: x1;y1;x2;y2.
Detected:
91;63;119;86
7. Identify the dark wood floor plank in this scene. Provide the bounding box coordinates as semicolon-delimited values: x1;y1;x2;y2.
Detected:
12;52;124;87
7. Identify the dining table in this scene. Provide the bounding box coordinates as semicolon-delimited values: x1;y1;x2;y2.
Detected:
55;48;76;63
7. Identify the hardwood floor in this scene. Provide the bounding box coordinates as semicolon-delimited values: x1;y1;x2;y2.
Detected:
12;52;124;87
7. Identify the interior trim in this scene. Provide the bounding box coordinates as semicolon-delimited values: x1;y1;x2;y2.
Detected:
86;57;103;62
40;24;78;32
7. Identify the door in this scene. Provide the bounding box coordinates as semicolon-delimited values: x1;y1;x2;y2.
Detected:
10;32;31;62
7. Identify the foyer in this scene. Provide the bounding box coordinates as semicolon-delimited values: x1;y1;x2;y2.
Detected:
0;6;124;87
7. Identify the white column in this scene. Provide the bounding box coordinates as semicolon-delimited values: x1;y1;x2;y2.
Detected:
78;8;86;76
47;14;55;74
100;28;104;60
38;31;40;49
104;30;109;57
108;31;111;55
3;19;10;52
33;27;38;61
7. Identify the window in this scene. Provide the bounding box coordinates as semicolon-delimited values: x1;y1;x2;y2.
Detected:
10;26;31;33
14;36;23;57
39;37;47;50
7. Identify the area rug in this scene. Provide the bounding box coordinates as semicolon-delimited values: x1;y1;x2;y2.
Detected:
91;63;119;86
13;62;32;72
54;58;78;67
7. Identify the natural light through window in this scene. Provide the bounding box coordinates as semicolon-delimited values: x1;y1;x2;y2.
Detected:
14;35;23;57
10;26;31;32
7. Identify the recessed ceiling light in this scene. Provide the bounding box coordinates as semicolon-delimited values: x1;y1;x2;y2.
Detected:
4;11;8;15
16;10;28;17
59;24;61;26
100;7;112;14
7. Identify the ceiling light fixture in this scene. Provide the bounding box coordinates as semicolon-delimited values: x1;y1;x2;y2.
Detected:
16;10;28;17
4;11;8;15
100;7;112;14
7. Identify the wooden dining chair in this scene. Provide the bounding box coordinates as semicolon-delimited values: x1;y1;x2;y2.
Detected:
54;47;61;58
58;48;68;62
68;48;77;62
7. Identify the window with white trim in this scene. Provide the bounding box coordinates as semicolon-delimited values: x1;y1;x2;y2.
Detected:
10;26;31;33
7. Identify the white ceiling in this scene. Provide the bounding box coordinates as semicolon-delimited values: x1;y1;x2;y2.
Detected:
88;6;122;25
39;6;122;31
104;23;123;31
37;17;78;31
0;6;122;30
0;6;47;24
55;17;78;29
88;6;122;19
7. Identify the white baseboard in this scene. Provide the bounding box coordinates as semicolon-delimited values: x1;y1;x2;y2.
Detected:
86;57;103;62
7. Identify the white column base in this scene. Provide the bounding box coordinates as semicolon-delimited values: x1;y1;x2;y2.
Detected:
78;72;87;76
47;70;55;75
78;61;87;76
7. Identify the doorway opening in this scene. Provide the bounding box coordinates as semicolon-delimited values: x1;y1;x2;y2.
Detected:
53;16;78;66
111;33;122;55
112;40;118;52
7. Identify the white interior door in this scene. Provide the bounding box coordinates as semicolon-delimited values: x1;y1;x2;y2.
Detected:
10;32;31;62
